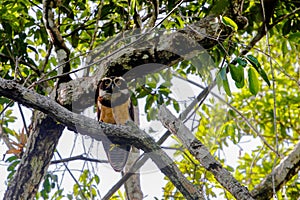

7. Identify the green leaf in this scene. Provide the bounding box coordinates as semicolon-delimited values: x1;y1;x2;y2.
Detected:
282;19;291;36
246;55;261;68
248;67;259;95
225;123;235;136
220;67;231;96
226;165;235;172
258;68;271;87
229;64;244;83
222;16;238;31
245;55;270;86
5;155;18;162
94;175;100;184
136;87;149;98
73;184;79;196
223;74;232;96
147;107;158;121
220;66;227;80
71;32;79;48
235;79;245;88
173;100;180;112
43;177;51;193
236;57;247;67
144;95;155;112
130;93;138;106
157;94;164;104
288;32;300;43
216;73;223;91
7;160;20;171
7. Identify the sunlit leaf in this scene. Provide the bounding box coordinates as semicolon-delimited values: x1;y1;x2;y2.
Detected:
222;16;238;31
173;100;180;112
248;67;259;95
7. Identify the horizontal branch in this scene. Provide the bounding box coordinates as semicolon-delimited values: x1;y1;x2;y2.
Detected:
0;78;204;199
56;16;234;110
158;105;255;200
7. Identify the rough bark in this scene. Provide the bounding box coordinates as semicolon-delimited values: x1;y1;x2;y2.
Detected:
4;1;72;199
4;112;64;200
251;141;300;200
57;16;235;111
124;147;143;200
101;86;212;198
124;107;143;200
158;105;255;200
0;78;204;199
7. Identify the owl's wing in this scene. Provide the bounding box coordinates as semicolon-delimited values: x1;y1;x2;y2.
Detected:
129;99;135;122
95;82;101;121
102;137;130;172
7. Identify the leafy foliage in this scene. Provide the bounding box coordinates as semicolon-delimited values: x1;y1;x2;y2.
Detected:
0;0;300;199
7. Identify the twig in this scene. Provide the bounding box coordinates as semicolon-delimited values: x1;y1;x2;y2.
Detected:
17;104;29;135
260;0;279;198
41;42;53;73
55;151;88;200
51;154;108;164
178;76;282;157
0;124;14;153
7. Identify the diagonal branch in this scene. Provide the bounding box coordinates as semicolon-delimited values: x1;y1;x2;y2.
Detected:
0;78;204;199
251;141;300;200
158;105;255;200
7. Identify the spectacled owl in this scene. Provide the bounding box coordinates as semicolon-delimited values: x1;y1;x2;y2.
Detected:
95;76;133;172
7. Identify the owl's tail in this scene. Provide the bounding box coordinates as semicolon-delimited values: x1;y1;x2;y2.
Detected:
102;137;130;172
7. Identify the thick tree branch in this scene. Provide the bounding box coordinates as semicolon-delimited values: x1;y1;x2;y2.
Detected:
158;105;255;200
4;1;73;199
251;141;300;200
102;83;213;198
56;15;235;110
0;78;204;199
43;0;71;85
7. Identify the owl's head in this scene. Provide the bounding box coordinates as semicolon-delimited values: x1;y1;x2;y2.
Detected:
96;76;130;107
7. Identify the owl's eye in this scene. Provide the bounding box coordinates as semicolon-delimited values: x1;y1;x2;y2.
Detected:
114;78;122;86
104;79;112;86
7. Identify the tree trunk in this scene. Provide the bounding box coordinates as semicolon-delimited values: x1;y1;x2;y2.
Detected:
4;111;64;200
124;106;143;200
